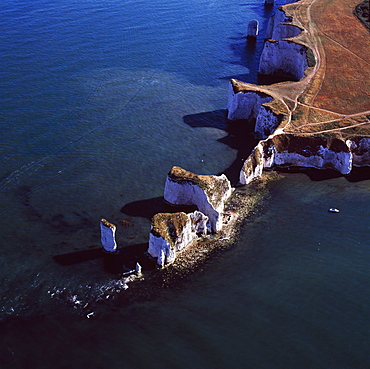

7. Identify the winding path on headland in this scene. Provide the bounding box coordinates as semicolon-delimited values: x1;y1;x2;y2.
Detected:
284;0;370;136
232;0;370;139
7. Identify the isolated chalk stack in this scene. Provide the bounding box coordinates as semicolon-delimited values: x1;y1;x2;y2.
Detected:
247;20;259;39
100;219;118;253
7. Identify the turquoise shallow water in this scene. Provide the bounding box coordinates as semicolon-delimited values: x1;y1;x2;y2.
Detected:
1;0;370;368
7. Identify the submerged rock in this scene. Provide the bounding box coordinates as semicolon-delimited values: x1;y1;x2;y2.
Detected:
164;166;233;233
147;210;209;266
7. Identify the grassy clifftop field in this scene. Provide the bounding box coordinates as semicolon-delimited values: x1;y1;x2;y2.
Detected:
233;0;370;142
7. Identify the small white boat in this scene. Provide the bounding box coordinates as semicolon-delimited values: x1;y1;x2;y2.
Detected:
328;208;339;213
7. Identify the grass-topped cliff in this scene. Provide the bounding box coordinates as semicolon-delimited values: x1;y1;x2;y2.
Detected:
232;0;370;144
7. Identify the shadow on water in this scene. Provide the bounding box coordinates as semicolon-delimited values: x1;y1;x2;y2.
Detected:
53;248;104;265
103;243;156;273
120;196;197;220
218;3;275;84
54;242;156;273
220;33;262;84
183;109;259;185
346;166;370;182
276;166;370;182
68;197;194;274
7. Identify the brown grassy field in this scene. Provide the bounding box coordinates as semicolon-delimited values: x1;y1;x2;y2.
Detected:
232;0;370;139
283;0;370;137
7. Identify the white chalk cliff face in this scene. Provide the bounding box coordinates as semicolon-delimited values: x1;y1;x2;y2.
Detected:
347;138;370;167
227;80;282;140
227;83;273;121
255;105;282;139
259;7;310;81
100;219;117;253
239;145;264;185
265;9;301;41
147;211;208;266
164;166;233;233
267;145;352;174
258;40;309;81
239;135;355;184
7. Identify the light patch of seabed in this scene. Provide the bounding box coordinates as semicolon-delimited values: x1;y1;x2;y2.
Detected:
0;67;237;319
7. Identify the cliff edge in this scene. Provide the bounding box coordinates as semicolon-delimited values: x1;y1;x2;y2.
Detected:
228;0;370;181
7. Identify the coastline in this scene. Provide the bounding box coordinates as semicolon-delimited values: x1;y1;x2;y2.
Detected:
102;0;370;283
155;171;282;280
2;1;370;366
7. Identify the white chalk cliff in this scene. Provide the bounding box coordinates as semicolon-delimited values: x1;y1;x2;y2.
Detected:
258;40;309;81
227;79;284;140
147;211;208;266
258;6;312;81
164;166;233;233
239;145;264;185
239;135;360;185
255;105;283;139
347;138;370;167
265;8;301;41
227;83;273;121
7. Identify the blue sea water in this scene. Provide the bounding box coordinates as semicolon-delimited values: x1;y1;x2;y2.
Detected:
1;0;370;368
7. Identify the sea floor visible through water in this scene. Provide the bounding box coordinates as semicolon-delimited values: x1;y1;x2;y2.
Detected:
1;0;370;367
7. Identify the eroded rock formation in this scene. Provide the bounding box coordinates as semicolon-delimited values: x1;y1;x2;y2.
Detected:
255;105;284;139
100;219;118;253
238;134;370;185
258;5;313;81
164;166;233;233
247;20;259;38
147;211;208;266
259;40;309;81
227;79;285;139
347;138;370;167
239;145;264;185
227;83;273;122
265;8;300;40
266;135;352;174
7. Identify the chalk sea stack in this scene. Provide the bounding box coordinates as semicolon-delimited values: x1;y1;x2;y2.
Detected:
247;20;259;39
148;211;208;267
100;219;118;253
164;166;233;233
